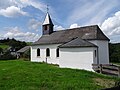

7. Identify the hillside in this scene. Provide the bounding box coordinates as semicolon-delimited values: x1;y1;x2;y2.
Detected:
0;44;9;49
0;38;29;60
0;38;27;51
109;43;120;62
0;60;119;90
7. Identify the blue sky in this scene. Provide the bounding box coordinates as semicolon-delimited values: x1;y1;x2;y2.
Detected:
0;0;120;43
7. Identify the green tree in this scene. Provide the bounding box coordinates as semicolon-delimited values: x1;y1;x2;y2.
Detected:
109;43;120;62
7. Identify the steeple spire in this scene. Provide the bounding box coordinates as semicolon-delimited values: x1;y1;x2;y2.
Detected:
42;5;54;35
42;13;53;25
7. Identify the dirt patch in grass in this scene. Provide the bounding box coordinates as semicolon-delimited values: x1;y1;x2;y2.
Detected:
93;78;115;88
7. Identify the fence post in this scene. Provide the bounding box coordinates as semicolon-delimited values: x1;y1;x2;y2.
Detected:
46;57;47;63
118;66;120;77
100;64;102;74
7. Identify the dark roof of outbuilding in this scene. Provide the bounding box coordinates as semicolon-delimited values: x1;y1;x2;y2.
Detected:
33;25;109;45
59;37;97;48
17;46;30;53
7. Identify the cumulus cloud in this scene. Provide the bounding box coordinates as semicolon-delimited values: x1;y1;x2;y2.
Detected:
100;11;120;43
0;0;16;9
19;0;46;12
28;19;41;31
0;6;28;17
66;0;119;25
101;11;120;36
3;27;39;42
70;23;80;28
0;0;46;18
13;0;46;12
54;25;64;31
0;0;46;12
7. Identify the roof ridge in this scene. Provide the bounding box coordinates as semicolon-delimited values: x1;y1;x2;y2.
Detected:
54;25;98;32
59;37;97;48
58;37;78;47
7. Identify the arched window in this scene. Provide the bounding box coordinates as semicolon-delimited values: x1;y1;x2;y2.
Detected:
56;48;59;57
46;48;50;57
94;50;97;57
44;25;47;30
37;48;40;56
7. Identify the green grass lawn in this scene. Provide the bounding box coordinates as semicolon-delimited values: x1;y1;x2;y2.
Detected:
0;60;120;90
112;62;120;66
0;44;9;49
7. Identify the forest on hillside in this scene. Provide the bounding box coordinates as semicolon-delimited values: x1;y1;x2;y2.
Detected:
0;38;27;60
0;38;27;50
109;43;120;62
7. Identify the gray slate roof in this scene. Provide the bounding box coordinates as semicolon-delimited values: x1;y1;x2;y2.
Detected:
59;37;97;48
17;46;30;53
33;25;109;45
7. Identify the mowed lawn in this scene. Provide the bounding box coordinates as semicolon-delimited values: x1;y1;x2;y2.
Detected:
0;60;119;90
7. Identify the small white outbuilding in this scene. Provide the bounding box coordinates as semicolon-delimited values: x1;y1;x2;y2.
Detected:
31;12;110;71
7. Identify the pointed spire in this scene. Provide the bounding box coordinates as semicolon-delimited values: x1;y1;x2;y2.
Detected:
42;12;53;25
42;5;54;35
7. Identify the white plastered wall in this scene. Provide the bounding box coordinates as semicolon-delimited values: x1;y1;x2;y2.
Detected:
31;44;60;64
89;40;109;64
59;47;97;71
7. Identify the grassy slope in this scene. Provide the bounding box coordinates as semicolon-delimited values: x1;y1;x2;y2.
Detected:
0;60;119;90
0;44;9;49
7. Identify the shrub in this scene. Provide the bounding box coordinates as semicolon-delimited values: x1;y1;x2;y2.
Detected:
0;51;16;60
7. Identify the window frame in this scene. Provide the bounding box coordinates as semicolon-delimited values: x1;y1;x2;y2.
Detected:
46;48;50;57
44;25;47;30
37;48;40;57
94;50;97;57
56;48;59;57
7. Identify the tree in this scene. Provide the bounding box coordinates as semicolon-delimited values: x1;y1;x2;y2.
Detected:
0;48;3;54
109;43;120;62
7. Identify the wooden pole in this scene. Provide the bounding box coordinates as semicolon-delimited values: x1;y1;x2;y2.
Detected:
46;57;47;63
100;64;102;74
118;66;120;77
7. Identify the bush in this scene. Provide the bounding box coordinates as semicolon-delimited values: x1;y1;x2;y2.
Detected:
115;80;120;87
0;51;16;60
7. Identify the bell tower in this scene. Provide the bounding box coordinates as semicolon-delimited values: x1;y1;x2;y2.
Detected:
42;11;54;35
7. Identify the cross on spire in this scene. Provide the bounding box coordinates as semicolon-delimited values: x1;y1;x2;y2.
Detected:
47;5;49;13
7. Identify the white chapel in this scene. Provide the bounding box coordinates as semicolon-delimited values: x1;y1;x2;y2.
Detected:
31;12;109;71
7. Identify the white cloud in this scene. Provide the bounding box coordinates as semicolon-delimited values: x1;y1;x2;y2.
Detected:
101;11;120;36
3;27;39;42
70;23;80;28
0;0;16;9
28;19;41;31
0;0;46;18
66;0;119;25
17;0;46;12
100;11;120;43
0;0;46;12
54;25;64;31
0;6;28;17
